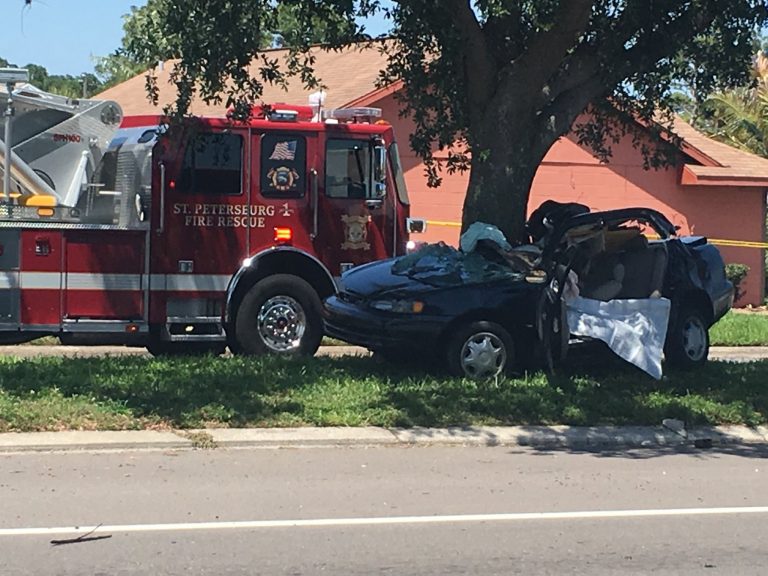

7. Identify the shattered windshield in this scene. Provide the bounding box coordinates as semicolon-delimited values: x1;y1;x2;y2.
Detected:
392;222;542;286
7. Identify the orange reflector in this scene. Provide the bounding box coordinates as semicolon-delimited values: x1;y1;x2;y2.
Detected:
25;194;57;207
274;227;293;243
412;301;425;313
37;207;55;217
125;324;139;333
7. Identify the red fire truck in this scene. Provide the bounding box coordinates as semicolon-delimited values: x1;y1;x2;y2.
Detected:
0;85;421;356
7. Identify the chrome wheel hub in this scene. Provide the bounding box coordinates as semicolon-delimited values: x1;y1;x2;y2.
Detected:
257;296;306;352
682;317;707;361
460;332;506;379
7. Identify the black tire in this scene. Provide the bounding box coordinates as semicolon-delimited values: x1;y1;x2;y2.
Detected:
233;274;323;357
665;305;710;369
446;321;515;380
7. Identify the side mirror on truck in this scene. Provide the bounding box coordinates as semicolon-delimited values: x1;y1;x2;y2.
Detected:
366;143;387;210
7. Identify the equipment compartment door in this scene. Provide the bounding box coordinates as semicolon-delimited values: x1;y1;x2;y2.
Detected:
63;230;145;319
0;230;20;327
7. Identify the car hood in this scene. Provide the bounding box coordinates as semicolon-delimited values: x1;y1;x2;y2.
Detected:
340;255;534;300
340;259;434;299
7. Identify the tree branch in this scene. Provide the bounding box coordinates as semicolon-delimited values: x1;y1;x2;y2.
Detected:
603;2;716;87
445;0;496;111
543;46;601;106
515;0;594;87
537;0;719;140
534;75;608;159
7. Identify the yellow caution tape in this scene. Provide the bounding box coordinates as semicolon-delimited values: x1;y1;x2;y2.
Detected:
425;220;768;249
425;219;463;228
708;239;768;249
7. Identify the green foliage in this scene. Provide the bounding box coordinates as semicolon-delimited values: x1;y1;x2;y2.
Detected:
690;47;768;159
122;0;377;119
94;52;146;90
0;57;103;98
725;263;751;304
2;351;768;431
710;311;768;346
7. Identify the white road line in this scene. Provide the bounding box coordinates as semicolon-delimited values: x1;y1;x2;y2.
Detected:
3;506;768;537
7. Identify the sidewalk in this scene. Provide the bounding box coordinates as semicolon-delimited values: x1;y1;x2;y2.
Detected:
1;424;767;454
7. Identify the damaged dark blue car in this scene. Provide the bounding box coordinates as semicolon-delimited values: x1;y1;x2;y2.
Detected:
324;203;734;379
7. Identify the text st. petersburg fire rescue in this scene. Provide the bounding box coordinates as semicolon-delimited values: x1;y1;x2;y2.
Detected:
0;81;423;355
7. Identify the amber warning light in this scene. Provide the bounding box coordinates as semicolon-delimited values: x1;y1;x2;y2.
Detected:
274;227;293;243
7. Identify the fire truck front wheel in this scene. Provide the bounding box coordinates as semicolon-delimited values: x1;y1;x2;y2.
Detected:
234;274;324;357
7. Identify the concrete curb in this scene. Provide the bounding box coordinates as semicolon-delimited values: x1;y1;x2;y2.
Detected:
1;425;767;453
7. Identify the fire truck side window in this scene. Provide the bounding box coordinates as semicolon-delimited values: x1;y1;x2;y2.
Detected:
180;133;243;195
260;134;306;198
325;139;371;199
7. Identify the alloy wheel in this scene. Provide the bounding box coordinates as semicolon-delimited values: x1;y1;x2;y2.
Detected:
682;316;707;362
459;332;507;379
257;295;306;352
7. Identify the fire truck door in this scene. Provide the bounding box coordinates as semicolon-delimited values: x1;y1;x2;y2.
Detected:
151;129;249;322
314;137;391;274
0;230;20;328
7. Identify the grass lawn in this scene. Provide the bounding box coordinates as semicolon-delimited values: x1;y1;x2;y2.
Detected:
710;311;768;346
1;351;767;432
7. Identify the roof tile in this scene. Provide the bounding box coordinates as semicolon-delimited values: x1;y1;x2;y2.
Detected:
96;42;391;116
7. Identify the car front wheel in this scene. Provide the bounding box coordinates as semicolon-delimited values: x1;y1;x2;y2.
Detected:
447;321;515;380
665;305;709;369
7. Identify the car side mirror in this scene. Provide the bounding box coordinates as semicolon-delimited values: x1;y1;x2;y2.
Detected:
407;218;427;234
373;145;387;198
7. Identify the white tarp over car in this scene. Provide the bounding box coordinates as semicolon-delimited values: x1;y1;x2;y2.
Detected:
566;295;671;379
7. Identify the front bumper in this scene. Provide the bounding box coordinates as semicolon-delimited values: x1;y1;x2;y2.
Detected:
323;295;448;351
712;282;735;324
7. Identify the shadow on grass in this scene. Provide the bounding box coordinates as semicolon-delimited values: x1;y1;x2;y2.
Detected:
0;348;767;431
381;346;768;429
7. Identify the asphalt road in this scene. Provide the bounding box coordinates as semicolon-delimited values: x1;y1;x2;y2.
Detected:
2;445;768;575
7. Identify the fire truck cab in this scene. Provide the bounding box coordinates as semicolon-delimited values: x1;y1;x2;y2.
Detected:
0;84;419;356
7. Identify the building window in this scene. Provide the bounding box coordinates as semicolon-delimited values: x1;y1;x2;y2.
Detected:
325;139;371;199
180;133;243;195
260;134;306;198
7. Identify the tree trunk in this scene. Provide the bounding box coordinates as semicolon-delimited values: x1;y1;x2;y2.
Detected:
460;114;550;244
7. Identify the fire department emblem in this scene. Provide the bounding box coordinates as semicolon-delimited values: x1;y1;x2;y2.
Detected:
267;166;299;192
341;214;371;250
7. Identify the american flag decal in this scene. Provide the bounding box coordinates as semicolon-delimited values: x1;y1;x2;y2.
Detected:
269;140;297;161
